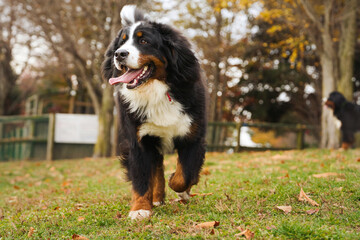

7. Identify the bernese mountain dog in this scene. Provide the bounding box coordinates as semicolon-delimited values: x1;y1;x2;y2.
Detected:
325;91;360;149
102;5;207;220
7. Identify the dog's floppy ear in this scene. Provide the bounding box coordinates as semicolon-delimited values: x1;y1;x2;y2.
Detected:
159;25;199;82
105;30;122;58
120;5;146;27
102;30;122;80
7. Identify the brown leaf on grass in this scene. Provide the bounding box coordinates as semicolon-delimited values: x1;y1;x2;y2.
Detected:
277;173;289;179
72;234;89;240
28;227;35;237
357;158;360;162
276;206;292;214
195;221;220;229
312;172;344;178
189;192;214;197
235;229;254;239
62;181;71;187
306;208;319;215
298;188;320;206
266;225;277;230
115;212;122;219
0;208;4;220
77;216;85;222
201;168;211;175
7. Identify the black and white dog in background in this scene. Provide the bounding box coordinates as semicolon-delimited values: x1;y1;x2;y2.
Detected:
325;91;360;149
102;5;207;220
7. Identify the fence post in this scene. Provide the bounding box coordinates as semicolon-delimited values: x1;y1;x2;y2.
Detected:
235;122;241;152
296;124;305;150
46;113;55;161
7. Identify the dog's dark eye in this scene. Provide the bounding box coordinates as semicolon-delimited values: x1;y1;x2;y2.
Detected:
139;38;148;45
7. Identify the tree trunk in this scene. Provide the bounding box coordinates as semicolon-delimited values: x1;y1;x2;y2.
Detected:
0;41;16;116
93;83;114;157
320;31;339;149
337;0;357;100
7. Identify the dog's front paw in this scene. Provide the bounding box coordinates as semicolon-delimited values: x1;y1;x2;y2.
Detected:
128;209;152;220
172;191;191;203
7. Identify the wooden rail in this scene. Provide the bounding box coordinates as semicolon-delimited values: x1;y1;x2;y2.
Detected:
0;115;52;161
207;122;318;152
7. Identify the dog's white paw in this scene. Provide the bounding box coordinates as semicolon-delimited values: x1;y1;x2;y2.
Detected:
128;210;152;220
177;191;190;201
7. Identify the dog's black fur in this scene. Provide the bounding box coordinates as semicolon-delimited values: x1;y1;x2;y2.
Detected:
325;91;360;148
101;5;207;218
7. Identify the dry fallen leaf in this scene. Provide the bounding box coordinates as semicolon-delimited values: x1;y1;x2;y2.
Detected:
276;206;292;214
266;225;277;230
195;221;220;229
72;234;89;240
190;192;214;197
201;168;211;175
235;229;254;239
312;172;343;178
28;227;35;237
77;216;85;222
277;173;289;179
298;188;320;206
115;212;122;219
306;208;319;215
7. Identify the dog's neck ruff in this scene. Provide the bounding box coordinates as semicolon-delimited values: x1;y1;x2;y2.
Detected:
119;80;192;150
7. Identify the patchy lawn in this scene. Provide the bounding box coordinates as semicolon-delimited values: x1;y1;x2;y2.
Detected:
0;149;359;239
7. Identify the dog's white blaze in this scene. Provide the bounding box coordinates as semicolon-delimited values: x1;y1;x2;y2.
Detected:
120;80;192;151
114;22;142;70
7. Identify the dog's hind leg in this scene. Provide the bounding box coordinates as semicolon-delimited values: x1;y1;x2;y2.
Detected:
169;139;206;200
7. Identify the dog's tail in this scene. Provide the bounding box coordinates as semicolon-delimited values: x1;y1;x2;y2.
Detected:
120;5;147;27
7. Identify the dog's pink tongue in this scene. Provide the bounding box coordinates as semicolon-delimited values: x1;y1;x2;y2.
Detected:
109;68;143;85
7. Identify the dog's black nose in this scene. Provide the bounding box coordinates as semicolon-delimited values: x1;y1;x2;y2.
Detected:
115;49;129;60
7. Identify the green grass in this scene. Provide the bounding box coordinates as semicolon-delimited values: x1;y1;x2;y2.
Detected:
0;149;359;239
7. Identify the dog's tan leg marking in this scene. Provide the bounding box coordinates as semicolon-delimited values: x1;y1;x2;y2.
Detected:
168;161;188;193
152;165;165;206
129;188;153;220
341;142;351;150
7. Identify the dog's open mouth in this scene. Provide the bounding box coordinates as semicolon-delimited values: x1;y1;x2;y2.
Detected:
109;64;153;89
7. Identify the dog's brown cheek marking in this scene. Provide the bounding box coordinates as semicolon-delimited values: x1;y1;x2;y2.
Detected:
341;142;351;150
131;188;153;211
153;165;165;203
325;100;335;109
169;161;188;192
138;54;167;80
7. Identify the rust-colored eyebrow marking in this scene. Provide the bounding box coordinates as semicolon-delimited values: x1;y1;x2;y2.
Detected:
136;31;143;37
122;34;127;40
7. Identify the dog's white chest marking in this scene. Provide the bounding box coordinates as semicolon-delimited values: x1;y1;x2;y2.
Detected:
120;80;192;150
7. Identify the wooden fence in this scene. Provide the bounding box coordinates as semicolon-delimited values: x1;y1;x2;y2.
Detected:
0;114;319;161
0;114;92;161
207;122;319;152
0;115;51;161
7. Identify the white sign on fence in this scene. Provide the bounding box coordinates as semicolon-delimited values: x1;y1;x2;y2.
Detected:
54;114;99;144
